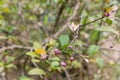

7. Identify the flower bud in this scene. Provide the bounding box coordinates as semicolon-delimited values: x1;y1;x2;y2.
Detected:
54;48;61;55
68;45;72;49
61;61;67;67
104;12;110;17
18;11;22;16
70;56;74;62
110;45;113;48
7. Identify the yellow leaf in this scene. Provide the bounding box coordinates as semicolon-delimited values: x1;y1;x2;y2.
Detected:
105;0;110;3
2;7;11;13
0;15;4;19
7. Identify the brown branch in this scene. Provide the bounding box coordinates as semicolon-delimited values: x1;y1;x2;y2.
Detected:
52;0;106;39
96;0;105;44
52;1;80;39
63;67;72;80
0;45;32;53
100;47;120;52
52;1;66;33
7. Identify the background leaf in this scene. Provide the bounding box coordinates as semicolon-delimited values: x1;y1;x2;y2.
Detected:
28;68;46;75
88;45;99;57
59;35;69;48
106;18;112;25
96;26;119;35
96;57;104;68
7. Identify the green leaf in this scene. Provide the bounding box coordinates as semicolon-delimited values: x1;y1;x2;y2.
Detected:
90;30;99;43
44;15;48;25
51;57;60;61
33;42;41;49
88;45;99;57
28;68;46;75
7;56;15;63
19;76;33;80
106;18;112;25
72;60;81;68
0;62;4;67
31;58;40;63
96;57;104;68
51;61;60;67
59;35;69;48
96;27;119;35
5;63;17;69
26;52;39;57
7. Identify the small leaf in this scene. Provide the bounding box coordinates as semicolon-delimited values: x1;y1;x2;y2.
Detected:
31;58;40;63
106;18;112;25
96;57;104;68
88;45;99;57
72;60;81;68
7;56;15;63
28;68;46;75
26;52;39;57
90;30;99;43
51;57;60;61
3;7;11;13
5;63;17;69
51;61;59;67
44;15;48;25
96;27;119;35
19;76;33;80
33;42;41;49
0;62;4;67
59;35;69;48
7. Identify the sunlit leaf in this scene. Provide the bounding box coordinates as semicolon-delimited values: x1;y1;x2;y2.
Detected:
51;61;59;67
51;57;60;61
3;7;11;13
31;58;40;63
96;57;104;68
5;63;17;69
106;18;112;25
72;60;81;68
0;62;4;67
88;45;99;57
33;42;41;49
28;68;46;75
59;35;69;48
19;76;33;80
44;15;48;25
26;52;39;57
96;27;119;35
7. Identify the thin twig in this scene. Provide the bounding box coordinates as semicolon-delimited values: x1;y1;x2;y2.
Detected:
52;1;80;39
4;68;8;80
96;0;105;44
0;45;32;53
17;2;30;40
52;1;66;33
63;67;72;80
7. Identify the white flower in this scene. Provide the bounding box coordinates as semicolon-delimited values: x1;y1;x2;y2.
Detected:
108;5;118;20
69;22;80;32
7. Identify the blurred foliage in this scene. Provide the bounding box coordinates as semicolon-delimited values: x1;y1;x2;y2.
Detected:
0;0;120;80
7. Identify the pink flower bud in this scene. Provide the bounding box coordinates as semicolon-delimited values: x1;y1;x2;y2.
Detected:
61;61;67;67
70;56;74;62
104;12;110;17
110;45;113;48
18;11;22;16
54;48;61;55
68;45;72;49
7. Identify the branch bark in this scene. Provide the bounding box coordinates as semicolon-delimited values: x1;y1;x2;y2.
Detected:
52;1;80;39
